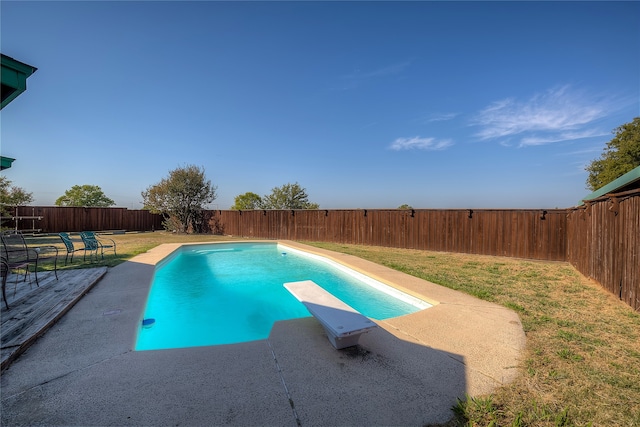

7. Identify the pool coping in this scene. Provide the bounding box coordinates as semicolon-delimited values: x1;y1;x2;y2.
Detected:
1;239;527;426
130;239;527;397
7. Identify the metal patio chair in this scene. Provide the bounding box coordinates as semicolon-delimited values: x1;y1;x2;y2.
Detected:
79;231;116;261
0;231;59;307
1;255;12;309
58;232;85;265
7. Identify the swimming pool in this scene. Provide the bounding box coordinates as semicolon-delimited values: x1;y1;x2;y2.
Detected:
135;242;431;351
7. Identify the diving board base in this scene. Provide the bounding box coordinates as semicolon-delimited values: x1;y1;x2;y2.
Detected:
326;333;362;350
284;280;377;350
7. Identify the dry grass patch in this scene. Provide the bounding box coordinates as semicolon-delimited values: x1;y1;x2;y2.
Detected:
304;242;640;427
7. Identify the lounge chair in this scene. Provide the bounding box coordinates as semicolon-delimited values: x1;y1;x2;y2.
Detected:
58;232;85;265
79;231;116;261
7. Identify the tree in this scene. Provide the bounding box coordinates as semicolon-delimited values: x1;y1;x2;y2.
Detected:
262;182;319;209
141;165;217;233
0;176;33;217
398;204;413;209
55;185;115;207
586;117;640;191
231;192;263;210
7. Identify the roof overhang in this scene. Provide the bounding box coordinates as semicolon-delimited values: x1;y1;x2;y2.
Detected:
1;157;16;171
581;165;640;203
1;54;37;171
1;54;37;110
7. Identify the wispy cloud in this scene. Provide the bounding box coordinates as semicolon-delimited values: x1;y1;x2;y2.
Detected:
558;145;606;157
389;136;454;151
335;60;413;90
425;112;459;123
520;129;609;146
343;60;412;80
472;85;612;147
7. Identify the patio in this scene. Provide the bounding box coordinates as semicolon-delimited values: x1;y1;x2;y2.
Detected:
0;241;526;426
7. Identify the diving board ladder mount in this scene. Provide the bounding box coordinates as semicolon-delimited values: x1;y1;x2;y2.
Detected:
284;280;378;349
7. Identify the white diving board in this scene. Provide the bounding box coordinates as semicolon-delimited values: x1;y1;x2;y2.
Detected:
284;280;378;349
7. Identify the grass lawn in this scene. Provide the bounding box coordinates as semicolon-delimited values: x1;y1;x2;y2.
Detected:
305;242;640;427
26;232;640;426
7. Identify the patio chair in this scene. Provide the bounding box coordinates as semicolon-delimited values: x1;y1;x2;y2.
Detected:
0;231;58;301
80;231;116;261
1;231;37;289
58;232;85;265
1;255;11;309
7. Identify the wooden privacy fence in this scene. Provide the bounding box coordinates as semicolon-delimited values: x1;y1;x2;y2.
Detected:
1;206;164;232
566;189;639;311
1;201;637;311
213;208;567;260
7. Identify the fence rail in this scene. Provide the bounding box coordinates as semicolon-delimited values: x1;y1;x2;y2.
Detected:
1;198;637;311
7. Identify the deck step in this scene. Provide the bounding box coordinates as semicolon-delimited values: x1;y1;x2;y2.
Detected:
1;268;108;371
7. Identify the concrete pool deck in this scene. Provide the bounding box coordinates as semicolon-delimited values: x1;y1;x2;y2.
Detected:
1;240;526;426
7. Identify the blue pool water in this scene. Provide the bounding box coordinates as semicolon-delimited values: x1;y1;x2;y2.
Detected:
135;242;430;351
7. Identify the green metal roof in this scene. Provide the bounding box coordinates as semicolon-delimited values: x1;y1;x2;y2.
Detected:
1;54;37;110
1;54;37;172
0;157;16;171
581;165;640;203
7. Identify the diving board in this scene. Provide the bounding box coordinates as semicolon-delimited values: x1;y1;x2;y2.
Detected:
284;280;377;349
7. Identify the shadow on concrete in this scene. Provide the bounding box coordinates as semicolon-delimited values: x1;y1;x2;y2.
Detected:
268;317;466;426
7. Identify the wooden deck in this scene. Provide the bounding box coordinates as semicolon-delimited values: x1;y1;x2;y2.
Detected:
1;267;108;371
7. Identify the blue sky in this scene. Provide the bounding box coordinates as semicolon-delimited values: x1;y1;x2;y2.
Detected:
2;1;638;210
